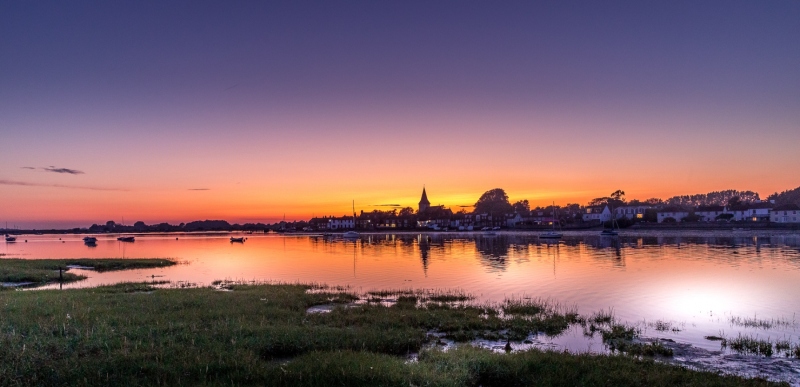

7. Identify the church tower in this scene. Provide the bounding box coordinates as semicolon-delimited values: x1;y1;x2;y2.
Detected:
418;186;430;213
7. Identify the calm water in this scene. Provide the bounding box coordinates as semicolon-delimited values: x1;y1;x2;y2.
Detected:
3;230;800;382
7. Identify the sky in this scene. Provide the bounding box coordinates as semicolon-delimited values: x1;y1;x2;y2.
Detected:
1;1;799;228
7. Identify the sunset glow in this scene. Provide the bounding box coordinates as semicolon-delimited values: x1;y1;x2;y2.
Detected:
2;1;798;228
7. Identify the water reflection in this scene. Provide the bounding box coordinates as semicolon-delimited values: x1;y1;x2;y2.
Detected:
4;231;800;336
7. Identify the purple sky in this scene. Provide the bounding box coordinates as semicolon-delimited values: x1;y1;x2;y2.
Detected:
1;1;799;228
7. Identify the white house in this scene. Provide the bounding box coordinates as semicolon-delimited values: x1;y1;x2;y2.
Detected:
771;204;800;223
657;207;689;223
583;205;611;223
505;213;525;227
614;206;650;220
328;216;355;230
726;203;773;222
694;205;725;222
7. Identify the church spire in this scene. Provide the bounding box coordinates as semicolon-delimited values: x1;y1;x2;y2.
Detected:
418;186;430;213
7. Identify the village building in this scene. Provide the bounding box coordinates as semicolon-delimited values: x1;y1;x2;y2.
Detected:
656;207;689;223
771;204;800;223
725;202;773;222
328;216;355;230
614;205;650;220
694;205;725;222
418;187;430;213
582;205;611;223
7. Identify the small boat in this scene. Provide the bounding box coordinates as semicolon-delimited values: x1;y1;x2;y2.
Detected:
117;236;135;242
342;200;359;239
540;201;563;239
600;229;618;236
601;199;621;237
83;236;98;244
5;235;16;242
230;237;245;243
540;231;563;239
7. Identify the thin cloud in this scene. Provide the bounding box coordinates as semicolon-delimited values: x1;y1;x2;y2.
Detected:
0;179;127;191
373;204;401;207
20;166;36;170
43;166;84;175
188;188;210;191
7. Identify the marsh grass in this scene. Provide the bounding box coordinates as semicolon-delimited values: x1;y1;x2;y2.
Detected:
775;339;791;356
0;258;176;285
727;334;774;357
649;320;682;332
501;297;555;316
0;283;785;386
729;315;797;330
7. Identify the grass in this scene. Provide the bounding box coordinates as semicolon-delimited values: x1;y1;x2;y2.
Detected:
716;334;800;358
728;315;796;330
724;334;774;357
0;258;177;286
0;283;784;386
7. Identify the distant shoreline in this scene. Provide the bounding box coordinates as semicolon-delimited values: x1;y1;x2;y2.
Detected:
3;223;799;236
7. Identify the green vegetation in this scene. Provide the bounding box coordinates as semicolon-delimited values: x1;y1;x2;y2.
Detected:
728;315;796;330
723;334;774;357
0;258;176;285
715;333;800;358
0;283;783;386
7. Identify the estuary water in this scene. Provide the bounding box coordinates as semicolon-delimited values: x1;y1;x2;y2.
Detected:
3;230;800;383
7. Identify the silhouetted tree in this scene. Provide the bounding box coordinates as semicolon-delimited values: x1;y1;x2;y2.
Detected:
474;188;513;218
512;200;530;215
727;196;742;207
398;207;415;217
768;185;800;206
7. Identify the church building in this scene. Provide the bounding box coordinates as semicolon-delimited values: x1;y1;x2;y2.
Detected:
419;187;430;213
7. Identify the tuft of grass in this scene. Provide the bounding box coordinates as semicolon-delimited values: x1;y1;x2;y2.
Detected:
598;324;672;357
501;297;551;316
649;320;682;332
590;309;614;324
601;324;638;342
727;334;773;357
728;315;796;330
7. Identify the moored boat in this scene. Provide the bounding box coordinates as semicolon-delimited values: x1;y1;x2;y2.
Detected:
540;231;563;239
540;201;563;239
117;236;135;242
230;237;245;243
83;236;98;244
